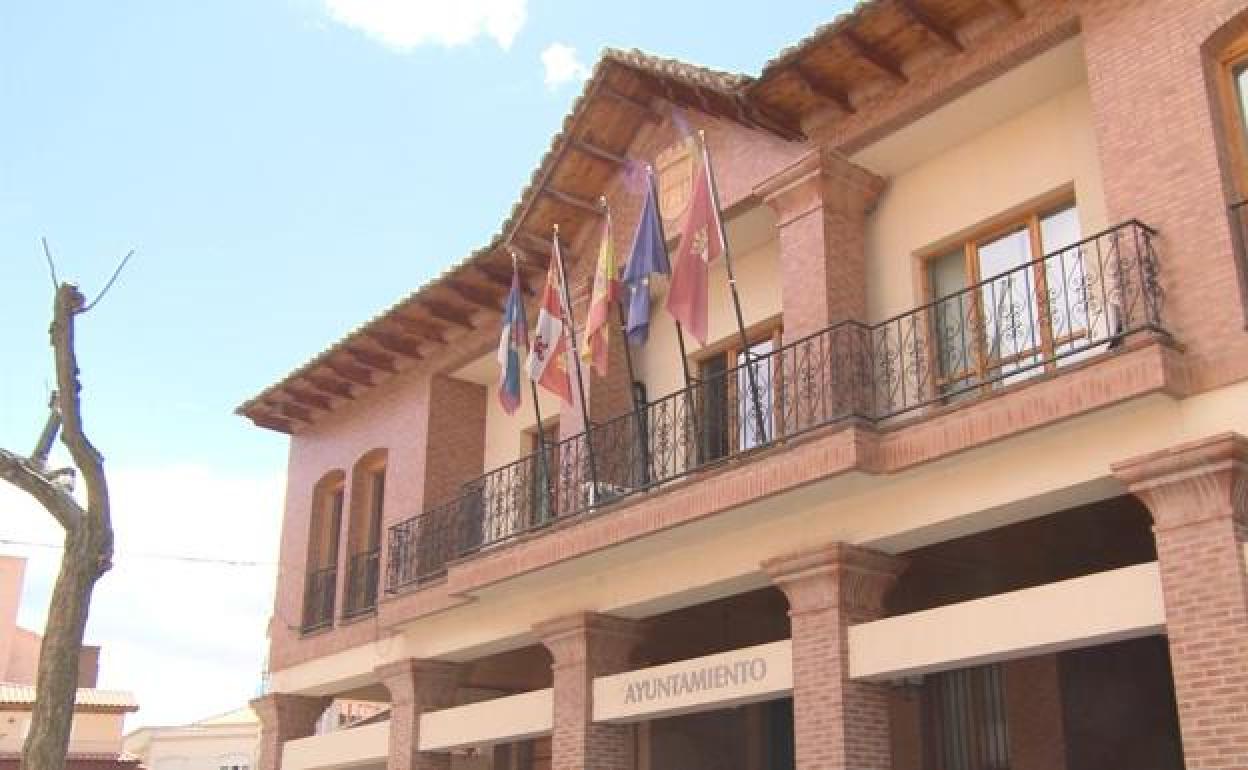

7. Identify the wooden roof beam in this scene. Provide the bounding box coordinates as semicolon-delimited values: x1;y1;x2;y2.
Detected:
542;187;606;218
365;330;424;358
842;29;908;84
346;347;397;373
443;279;504;311
285;387;331;411
895;0;964;53
392;314;449;344
304;374;353;400
571;139;628;167
328;360;373;387
420;299;476;330
983;0;1023;19
599;85;664;123
471;263;534;295
792;64;855;114
273;401;313;423
251;414;294;434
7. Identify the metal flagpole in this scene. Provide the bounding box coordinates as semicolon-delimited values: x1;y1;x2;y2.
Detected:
512;250;555;526
697;130;768;446
552;224;602;505
647;166;702;466
601;197;653;486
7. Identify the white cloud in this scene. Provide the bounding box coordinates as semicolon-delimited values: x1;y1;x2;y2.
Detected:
540;43;589;90
324;0;527;52
0;464;284;727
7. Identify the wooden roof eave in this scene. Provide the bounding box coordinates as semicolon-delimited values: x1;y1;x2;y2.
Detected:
237;48;810;433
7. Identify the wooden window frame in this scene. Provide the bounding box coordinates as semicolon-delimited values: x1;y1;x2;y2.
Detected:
917;195;1078;398
1218;35;1248;199
691;320;783;456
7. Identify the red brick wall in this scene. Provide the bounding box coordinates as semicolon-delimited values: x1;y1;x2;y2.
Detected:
1079;0;1248;395
422;375;487;505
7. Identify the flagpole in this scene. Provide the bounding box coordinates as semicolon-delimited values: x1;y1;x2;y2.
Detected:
649;167;697;394
601;197;653;486
552;224;601;504
512;250;555;525
698;130;768;445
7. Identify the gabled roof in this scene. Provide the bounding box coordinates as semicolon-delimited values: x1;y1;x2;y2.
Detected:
239;0;1031;432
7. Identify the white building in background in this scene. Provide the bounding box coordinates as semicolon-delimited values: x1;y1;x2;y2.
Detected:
123;707;258;770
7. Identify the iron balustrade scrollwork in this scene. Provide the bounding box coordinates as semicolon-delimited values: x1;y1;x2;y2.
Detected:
386;220;1164;593
342;548;381;618
301;565;336;632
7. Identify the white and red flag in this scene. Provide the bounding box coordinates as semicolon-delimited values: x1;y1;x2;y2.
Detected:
526;235;575;404
666;135;724;346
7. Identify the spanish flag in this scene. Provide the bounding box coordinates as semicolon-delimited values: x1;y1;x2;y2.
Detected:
580;209;619;377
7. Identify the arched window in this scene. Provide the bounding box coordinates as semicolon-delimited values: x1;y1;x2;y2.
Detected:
344;450;387;618
303;470;345;632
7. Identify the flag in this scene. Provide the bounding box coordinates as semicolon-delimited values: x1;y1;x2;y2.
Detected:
526;238;575;405
496;266;528;415
580;212;619;377
666;136;723;346
622;172;671;345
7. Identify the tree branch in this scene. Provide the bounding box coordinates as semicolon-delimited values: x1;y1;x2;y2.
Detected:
49;284;112;573
0;448;82;530
30;391;61;471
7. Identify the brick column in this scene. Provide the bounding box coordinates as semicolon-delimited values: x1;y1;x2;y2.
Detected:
1113;433;1248;770
536;612;643;770
755;147;885;341
376;659;461;770
763;542;905;770
250;693;331;770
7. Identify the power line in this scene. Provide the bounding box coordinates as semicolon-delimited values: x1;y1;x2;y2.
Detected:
0;538;276;567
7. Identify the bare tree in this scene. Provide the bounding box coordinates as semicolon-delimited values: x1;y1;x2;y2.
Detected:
0;248;130;770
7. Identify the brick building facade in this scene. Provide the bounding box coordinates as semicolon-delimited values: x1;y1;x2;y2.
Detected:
243;1;1248;768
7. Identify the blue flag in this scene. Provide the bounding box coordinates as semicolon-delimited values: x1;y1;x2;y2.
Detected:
496;268;529;415
622;174;671;345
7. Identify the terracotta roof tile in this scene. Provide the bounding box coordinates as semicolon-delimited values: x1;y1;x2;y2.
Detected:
0;683;138;710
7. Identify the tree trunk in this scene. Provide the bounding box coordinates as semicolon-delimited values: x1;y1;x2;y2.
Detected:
21;524;106;770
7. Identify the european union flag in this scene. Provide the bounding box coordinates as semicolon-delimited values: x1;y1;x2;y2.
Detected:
622;172;671;345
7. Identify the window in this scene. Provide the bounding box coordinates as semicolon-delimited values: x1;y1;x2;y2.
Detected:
695;326;781;462
922;665;1010;770
303;471;345;630
1219;36;1248;197
927;202;1087;398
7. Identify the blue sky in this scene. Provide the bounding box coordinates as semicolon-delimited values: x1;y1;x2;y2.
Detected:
0;0;850;727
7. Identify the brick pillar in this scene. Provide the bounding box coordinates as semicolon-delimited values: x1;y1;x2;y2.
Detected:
755;147;885;341
376;659;461;770
536;612;643;770
1113;433;1248;770
763;542;905;770
250;693;331;770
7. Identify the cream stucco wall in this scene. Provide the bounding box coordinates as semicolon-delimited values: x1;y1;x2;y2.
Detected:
849;561;1165;681
860;44;1108;323
0;710;126;755
635;204;783;400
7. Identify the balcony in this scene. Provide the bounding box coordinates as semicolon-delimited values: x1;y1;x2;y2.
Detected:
301;565;336;633
387;219;1164;593
342;548;380;619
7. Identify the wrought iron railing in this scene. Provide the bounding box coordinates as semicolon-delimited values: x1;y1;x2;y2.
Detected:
301;565;337;632
343;548;381;618
386;219;1163;592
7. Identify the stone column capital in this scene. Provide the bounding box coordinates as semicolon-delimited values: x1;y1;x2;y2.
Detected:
754;147;886;226
534;612;644;673
1112;432;1248;532
763;541;906;616
375;658;461;708
250;692;331;736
